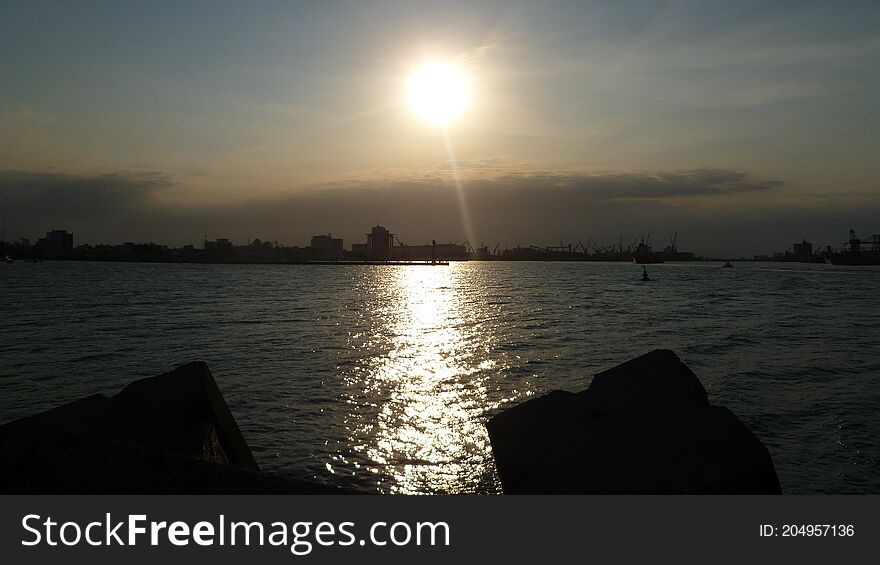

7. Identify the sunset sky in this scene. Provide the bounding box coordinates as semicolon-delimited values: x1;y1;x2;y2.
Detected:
2;0;878;256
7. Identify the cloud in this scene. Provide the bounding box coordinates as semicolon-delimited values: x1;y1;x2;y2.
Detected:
436;156;512;171
335;166;782;201
0;169;176;240
462;168;783;199
0;169;174;201
5;165;872;258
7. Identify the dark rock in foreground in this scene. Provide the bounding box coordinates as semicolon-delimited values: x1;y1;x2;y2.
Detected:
0;362;347;494
486;350;782;494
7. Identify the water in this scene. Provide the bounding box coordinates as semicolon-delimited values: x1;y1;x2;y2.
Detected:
2;260;878;494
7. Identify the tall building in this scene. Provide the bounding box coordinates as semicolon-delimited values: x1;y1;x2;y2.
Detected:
204;238;233;259
792;240;813;259
310;233;343;259
366;225;394;260
35;229;73;257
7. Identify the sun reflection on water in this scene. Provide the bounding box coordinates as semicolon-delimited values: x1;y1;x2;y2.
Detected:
336;265;504;494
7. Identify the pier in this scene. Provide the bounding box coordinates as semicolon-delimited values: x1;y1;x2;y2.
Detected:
305;260;449;266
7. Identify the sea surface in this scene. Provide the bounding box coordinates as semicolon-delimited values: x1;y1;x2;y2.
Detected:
2;260;878;494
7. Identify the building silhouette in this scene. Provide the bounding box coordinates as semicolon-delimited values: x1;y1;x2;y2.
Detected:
791;239;813;260
366;225;394;260
204;238;233;259
35;229;73;258
310;233;343;260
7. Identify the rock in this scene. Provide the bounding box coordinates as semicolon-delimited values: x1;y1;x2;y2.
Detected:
586;349;708;415
86;361;260;470
486;350;782;494
0;362;350;494
0;430;340;494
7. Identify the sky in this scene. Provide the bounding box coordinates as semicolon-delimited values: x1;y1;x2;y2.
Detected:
1;0;878;256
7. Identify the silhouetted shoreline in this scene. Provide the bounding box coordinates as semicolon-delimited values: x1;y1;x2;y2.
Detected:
4;225;876;265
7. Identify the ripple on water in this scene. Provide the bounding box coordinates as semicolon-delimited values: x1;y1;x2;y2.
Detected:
1;260;879;493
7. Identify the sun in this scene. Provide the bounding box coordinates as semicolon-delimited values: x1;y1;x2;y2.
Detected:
408;63;469;124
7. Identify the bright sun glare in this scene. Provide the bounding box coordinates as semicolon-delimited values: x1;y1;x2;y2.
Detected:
408;63;469;124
